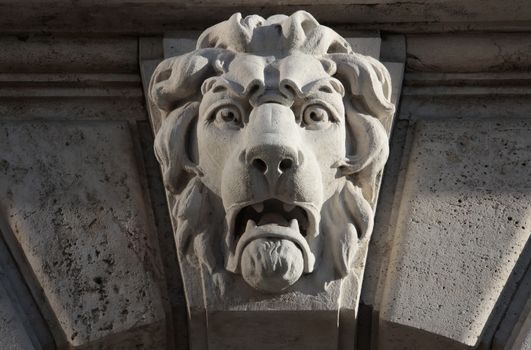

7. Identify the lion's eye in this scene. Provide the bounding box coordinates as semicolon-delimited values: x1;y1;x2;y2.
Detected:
213;105;242;128
302;105;331;129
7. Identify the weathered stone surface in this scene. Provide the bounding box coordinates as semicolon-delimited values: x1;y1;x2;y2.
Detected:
374;118;531;348
207;311;338;350
0;121;167;348
0;35;146;122
400;74;531;122
0;36;138;73
0;283;37;350
0;98;146;121
0;1;531;33
0;233;55;350
407;34;531;73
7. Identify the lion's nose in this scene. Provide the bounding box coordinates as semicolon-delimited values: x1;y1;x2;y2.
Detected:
246;144;301;184
243;103;304;187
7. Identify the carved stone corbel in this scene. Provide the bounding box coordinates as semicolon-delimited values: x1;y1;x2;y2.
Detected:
145;11;399;349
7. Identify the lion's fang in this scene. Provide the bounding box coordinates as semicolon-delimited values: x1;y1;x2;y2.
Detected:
252;203;264;213
289;219;299;231
245;220;257;232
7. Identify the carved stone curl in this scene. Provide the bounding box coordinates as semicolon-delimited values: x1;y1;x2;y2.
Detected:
150;11;394;295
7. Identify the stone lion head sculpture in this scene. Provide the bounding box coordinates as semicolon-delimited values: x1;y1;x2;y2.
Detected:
150;11;394;293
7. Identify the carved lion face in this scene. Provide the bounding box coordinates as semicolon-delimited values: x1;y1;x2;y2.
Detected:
150;11;394;293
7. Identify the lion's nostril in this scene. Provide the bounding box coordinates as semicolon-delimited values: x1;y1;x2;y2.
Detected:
252;158;268;173
278;158;293;173
246;144;301;179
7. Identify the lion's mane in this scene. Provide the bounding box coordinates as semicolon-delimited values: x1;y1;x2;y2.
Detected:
151;11;393;277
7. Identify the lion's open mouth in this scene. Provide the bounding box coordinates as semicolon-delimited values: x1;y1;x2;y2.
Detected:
233;199;311;240
224;198;319;276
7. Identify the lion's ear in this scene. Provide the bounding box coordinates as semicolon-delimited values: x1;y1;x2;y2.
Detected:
150;49;235;194
154;102;202;194
149;48;233;113
329;53;394;203
330;53;394;120
150;53;211;112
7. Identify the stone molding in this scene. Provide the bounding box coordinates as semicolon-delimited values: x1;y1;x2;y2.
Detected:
1;1;531;33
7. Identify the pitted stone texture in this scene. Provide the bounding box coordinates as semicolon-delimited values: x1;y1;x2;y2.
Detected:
377;119;531;348
0;121;166;348
0;283;38;350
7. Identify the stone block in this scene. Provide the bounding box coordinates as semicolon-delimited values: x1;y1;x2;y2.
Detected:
374;118;531;348
0;121;167;348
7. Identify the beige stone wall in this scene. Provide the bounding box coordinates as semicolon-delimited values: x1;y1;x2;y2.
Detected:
0;35;184;349
361;33;531;350
0;4;529;350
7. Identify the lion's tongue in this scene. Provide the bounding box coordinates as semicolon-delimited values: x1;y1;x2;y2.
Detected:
257;213;289;227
